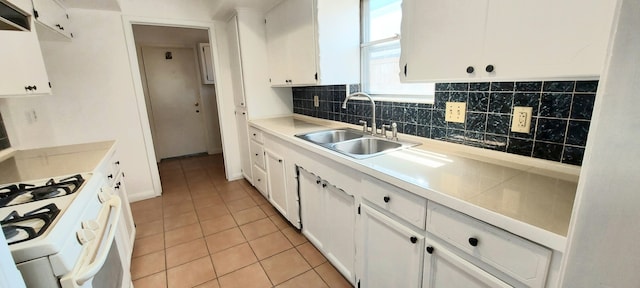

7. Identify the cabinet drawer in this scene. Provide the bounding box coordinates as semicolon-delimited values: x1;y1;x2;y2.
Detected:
361;177;427;229
427;202;551;288
252;165;267;197
249;140;265;169
249;126;264;143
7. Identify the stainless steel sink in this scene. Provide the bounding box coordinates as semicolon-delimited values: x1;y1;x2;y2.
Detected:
295;128;363;144
295;128;419;159
332;138;402;156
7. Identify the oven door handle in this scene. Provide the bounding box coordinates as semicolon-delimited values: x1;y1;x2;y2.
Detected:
75;195;122;286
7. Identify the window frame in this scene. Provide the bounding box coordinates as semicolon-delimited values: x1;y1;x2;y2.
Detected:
360;0;434;104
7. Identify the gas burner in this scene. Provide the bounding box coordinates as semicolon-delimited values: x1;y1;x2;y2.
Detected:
2;225;18;239
0;175;84;207
1;203;61;245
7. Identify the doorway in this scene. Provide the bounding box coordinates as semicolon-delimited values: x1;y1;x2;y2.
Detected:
140;46;207;159
132;25;223;161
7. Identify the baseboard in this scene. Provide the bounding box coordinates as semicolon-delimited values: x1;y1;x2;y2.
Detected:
227;172;244;181
128;189;160;203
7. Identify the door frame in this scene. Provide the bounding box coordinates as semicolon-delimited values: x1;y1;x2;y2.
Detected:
122;16;238;197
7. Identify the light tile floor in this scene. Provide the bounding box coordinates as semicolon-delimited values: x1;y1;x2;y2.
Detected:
130;154;353;288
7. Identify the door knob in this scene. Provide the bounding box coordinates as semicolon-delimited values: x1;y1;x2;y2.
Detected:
195;103;200;107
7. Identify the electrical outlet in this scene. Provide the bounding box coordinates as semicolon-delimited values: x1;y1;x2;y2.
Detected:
445;102;466;123
313;95;319;107
511;106;533;133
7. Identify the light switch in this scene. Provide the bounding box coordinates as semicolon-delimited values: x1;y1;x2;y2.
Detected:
313;95;319;107
445;102;466;123
511;106;533;133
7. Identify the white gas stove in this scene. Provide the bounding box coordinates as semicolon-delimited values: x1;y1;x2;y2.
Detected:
0;173;127;288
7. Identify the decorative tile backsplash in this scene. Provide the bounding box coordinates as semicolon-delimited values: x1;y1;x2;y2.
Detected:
0;112;10;150
292;80;597;166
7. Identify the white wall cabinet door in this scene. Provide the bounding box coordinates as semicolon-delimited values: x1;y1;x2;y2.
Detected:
0;27;51;97
32;0;73;39
400;0;615;82
357;204;424;288
264;3;290;86
198;43;215;84
423;241;511;288
235;110;252;183
265;0;316;86
265;0;359;87
299;168;326;249
284;0;317;85
265;149;288;217
227;15;246;107
400;0;487;82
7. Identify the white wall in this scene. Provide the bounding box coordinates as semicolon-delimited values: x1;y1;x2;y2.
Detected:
560;0;640;286
0;9;156;198
0;0;233;201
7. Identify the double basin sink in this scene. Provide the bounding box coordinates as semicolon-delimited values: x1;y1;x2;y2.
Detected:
295;128;419;159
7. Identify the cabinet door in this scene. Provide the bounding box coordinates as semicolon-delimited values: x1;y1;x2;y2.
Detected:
227;16;247;106
265;149;288;216
0;28;51;96
401;0;487;82
265;2;289;86
198;43;215;84
325;184;355;283
358;204;424;288
423;242;512;288
113;173;135;261
483;0;615;79
235;110;252;182
285;0;317;85
299;168;325;249
32;0;72;39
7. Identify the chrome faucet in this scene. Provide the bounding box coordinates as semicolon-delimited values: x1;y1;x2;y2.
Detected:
342;92;377;135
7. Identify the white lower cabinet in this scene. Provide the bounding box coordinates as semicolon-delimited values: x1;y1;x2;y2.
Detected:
357;203;424;288
235;110;252;183
299;168;325;248
423;239;511;288
252;165;267;197
265;149;288;217
299;167;356;283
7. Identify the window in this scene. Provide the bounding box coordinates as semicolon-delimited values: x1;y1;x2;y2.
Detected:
361;0;434;103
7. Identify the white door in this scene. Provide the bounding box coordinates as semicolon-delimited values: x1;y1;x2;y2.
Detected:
141;47;207;159
358;204;424;288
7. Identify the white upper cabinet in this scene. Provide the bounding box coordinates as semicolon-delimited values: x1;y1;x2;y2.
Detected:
198;43;215;85
0;12;51;97
32;0;73;40
400;0;617;82
5;0;32;14
265;0;359;87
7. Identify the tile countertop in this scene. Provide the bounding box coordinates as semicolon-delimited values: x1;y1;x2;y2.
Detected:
251;115;579;252
0;141;115;185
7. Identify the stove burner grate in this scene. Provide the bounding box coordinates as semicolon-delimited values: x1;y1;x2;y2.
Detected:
1;203;61;245
0;174;84;207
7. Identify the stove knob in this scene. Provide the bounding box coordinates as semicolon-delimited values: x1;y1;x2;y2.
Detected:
82;220;100;231
76;229;96;244
98;190;112;203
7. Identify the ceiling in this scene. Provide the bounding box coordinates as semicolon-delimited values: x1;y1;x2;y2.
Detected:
62;0;283;20
208;0;282;20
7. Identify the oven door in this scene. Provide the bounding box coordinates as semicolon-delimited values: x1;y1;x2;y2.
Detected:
59;194;129;288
